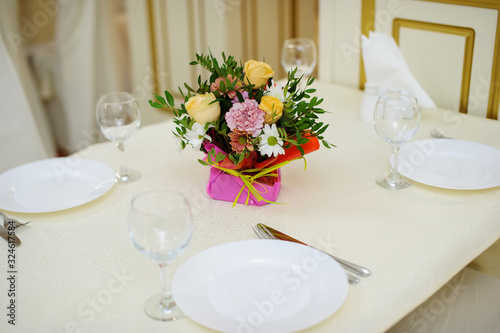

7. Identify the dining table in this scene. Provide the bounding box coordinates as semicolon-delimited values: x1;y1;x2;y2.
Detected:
1;81;500;333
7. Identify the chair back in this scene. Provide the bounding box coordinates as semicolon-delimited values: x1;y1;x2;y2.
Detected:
318;0;500;120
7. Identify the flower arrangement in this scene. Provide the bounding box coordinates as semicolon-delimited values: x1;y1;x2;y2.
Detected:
150;53;332;205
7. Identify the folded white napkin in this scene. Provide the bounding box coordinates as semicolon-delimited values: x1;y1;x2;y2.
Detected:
361;32;436;109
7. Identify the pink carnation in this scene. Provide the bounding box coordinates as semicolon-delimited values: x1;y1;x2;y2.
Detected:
225;99;265;137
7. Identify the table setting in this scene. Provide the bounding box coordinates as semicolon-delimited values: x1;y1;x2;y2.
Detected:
1;37;500;333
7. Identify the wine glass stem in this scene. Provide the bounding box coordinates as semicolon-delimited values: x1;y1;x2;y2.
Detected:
388;145;400;178
117;142;128;178
159;262;174;307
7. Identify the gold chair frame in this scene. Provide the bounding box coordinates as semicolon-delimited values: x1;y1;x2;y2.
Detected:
360;0;500;119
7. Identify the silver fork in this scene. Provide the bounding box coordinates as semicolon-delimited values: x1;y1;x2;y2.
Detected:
0;212;31;229
0;212;25;246
252;226;360;285
431;128;453;139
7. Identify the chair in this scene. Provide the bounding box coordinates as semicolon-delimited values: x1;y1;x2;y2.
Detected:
317;0;500;120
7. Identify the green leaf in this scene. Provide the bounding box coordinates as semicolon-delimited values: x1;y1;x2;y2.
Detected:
148;100;163;109
206;152;214;164
178;86;186;100
228;154;237;165
215;153;226;163
237;153;245;164
312;108;327;114
153;94;166;106
235;91;244;103
164;90;175;107
312;122;323;132
298;123;310;131
184;83;196;92
198;159;209;166
317;124;329;135
297;145;305;156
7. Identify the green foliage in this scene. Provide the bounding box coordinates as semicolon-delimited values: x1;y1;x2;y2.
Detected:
148;52;334;167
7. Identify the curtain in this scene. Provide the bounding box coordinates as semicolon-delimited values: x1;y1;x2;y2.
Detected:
52;0;131;154
0;0;56;173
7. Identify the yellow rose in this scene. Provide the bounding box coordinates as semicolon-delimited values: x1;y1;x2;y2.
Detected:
185;92;220;125
259;95;284;124
243;60;274;89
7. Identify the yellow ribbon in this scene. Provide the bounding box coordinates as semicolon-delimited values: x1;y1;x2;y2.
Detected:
210;160;292;207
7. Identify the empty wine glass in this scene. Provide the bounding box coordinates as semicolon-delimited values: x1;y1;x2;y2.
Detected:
96;92;141;183
281;38;317;80
128;191;193;321
374;93;421;189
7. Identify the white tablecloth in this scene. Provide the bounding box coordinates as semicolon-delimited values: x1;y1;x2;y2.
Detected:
1;82;500;333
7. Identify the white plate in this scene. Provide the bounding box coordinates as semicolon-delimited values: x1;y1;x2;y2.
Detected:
172;239;348;333
398;139;500;190
0;158;115;213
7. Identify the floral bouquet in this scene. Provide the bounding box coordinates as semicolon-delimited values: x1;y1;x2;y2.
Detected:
150;53;332;206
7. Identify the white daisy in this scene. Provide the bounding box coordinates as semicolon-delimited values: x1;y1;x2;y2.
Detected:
185;122;211;150
265;80;285;102
258;124;285;157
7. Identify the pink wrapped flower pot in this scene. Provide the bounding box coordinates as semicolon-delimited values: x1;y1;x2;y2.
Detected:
206;167;281;206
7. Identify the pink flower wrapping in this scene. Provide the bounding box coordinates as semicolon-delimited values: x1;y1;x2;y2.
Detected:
206;167;281;206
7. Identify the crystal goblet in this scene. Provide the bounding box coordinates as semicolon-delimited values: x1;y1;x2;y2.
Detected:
96;92;141;183
128;190;193;321
281;38;317;81
374;93;421;189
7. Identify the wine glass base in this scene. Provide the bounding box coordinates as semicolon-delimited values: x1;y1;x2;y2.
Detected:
376;175;411;190
144;293;185;321
116;170;141;183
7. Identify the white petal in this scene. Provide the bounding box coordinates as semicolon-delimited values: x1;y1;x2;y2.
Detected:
259;144;273;157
